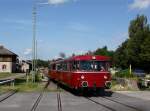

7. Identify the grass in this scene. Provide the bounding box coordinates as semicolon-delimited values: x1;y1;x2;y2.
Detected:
0;73;17;79
0;87;10;94
114;69;136;78
15;82;43;92
0;80;43;93
0;75;61;92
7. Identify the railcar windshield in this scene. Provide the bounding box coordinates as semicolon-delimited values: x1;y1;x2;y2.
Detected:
79;61;109;71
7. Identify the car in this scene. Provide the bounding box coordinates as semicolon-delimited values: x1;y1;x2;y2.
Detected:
133;69;146;77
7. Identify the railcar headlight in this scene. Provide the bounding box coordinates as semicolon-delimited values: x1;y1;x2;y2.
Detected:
81;75;85;79
105;81;112;89
104;75;108;79
81;81;88;87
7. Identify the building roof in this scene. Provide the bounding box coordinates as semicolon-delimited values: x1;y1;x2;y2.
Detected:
0;45;17;56
22;60;32;64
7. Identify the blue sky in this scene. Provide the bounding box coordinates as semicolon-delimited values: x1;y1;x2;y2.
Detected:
0;0;150;60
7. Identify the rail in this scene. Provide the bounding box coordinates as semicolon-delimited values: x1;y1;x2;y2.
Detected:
57;80;62;111
0;90;18;102
30;79;51;111
85;96;142;111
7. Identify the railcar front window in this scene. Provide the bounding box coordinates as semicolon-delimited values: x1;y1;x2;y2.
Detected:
80;61;93;71
94;61;106;71
80;61;108;71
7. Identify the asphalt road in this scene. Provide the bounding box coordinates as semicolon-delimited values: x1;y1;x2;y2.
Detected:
0;81;150;111
0;91;150;111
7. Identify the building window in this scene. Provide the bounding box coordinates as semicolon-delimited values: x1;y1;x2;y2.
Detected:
2;65;7;70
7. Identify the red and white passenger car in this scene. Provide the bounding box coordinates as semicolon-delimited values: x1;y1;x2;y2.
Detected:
48;55;111;92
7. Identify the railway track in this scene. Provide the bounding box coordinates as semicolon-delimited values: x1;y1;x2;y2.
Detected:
85;97;117;111
30;90;44;111
30;80;50;111
47;80;142;111
57;80;63;111
0;90;18;103
85;96;142;111
57;92;62;111
30;79;63;111
101;96;142;111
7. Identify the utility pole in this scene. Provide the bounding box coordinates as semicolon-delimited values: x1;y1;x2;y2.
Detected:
32;4;37;83
32;0;51;82
36;40;37;69
36;40;38;75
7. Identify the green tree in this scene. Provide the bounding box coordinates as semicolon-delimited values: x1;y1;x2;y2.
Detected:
140;32;150;71
113;40;129;68
94;46;114;57
114;14;150;72
127;15;150;69
36;59;49;68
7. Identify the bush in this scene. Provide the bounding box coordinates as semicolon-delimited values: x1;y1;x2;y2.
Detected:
35;72;41;82
115;69;135;78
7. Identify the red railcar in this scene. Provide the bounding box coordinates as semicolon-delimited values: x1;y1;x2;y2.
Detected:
48;55;111;92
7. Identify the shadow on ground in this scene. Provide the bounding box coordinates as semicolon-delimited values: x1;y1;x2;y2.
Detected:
47;79;113;97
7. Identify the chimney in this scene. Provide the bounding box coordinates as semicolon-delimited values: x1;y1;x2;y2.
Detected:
0;45;4;49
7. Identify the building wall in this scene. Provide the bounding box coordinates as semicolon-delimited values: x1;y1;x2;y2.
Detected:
0;62;12;73
21;63;29;73
0;56;12;62
12;62;16;73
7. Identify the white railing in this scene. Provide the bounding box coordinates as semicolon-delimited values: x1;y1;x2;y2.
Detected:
0;79;15;87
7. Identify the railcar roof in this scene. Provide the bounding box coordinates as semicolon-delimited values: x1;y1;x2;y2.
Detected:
50;55;110;64
68;55;110;61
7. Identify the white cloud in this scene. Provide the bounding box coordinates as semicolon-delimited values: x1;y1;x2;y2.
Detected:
129;0;150;10
24;48;32;55
48;0;69;4
39;0;77;5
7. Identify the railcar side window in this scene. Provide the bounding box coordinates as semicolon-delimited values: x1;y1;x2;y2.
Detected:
52;64;56;70
62;62;68;71
48;64;51;70
72;61;80;71
56;64;62;71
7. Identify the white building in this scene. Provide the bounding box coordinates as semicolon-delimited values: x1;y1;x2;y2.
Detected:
0;46;18;73
20;60;32;73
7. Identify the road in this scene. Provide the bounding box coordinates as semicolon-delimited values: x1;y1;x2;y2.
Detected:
0;82;150;111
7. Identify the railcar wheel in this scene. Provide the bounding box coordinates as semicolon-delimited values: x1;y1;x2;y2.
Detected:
71;88;81;96
96;88;105;96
